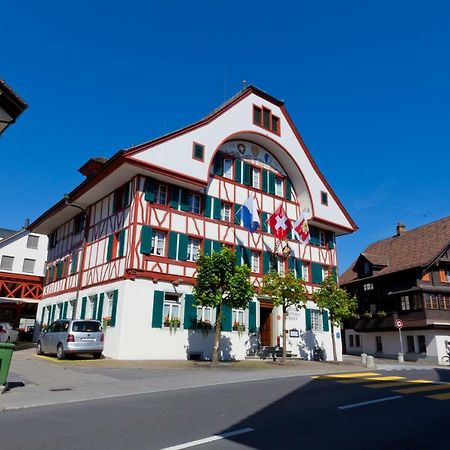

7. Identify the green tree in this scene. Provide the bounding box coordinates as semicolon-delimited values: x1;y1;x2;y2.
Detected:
193;246;254;366
262;270;308;364
313;275;358;362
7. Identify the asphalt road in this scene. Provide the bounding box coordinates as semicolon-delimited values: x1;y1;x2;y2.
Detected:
2;368;450;450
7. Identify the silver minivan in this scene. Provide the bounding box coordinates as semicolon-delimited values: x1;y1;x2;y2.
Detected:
36;319;104;359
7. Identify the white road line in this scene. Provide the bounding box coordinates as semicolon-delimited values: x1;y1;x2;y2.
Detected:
161;427;254;450
338;395;403;410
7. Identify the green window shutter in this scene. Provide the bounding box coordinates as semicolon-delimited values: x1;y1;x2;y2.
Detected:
56;262;63;280
285;178;292;201
168;232;179;259
248;302;257;333
49;266;54;282
92;294;98;319
288;257;295;272
97;293;104;321
235;245;242;266
213;240;222;253
221;304;232;331
204;196;212;218
243;247;251;266
144;177;155;202
213;197;221;220
242;162;251;186
268;172;276;195
62;302;68;319
183;294;197;329
312;263;323;284
263;251;271;273
332;266;338;282
123;182;130;206
71;253;78;274
180;189;190;212
305;308;312;330
262;170;268;192
170;186;180;209
234;203;242;225
203;239;212;256
140;225;153;254
106;234;114;261
328;232;335;249
80;297;87;319
58;303;63;319
295;259;303;279
110;290;118;327
178;233;188;261
234;159;242;183
322;310;330;332
213;153;223;176
50;304;56;323
309;227;320;246
152;290;164;328
261;212;268;232
118;229;126;257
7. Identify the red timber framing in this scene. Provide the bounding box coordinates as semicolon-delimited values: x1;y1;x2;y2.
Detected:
0;272;43;300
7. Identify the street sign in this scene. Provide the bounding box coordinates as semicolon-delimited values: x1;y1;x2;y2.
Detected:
395;319;403;329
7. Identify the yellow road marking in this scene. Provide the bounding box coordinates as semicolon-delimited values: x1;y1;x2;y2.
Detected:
426;392;450;400
338;376;405;384
363;380;434;389
320;372;380;379
394;384;450;394
35;355;100;364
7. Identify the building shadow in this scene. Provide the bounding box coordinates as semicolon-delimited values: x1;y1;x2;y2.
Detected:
296;331;327;361
185;328;234;361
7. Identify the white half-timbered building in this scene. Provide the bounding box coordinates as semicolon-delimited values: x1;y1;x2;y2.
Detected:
30;86;357;360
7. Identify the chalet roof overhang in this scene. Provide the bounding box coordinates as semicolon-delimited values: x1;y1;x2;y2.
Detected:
0;80;28;134
340;266;421;287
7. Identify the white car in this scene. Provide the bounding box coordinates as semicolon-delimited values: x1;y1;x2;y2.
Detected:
0;322;19;343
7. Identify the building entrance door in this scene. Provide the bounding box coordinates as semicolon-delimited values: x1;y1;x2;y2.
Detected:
259;303;273;347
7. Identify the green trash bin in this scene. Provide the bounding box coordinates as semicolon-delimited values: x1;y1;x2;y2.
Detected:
0;342;16;393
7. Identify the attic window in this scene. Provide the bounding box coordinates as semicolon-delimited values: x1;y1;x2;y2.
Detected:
192;142;205;162
321;191;328;206
252;105;280;135
363;261;371;276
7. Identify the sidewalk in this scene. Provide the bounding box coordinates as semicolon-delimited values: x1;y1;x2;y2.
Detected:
0;349;441;412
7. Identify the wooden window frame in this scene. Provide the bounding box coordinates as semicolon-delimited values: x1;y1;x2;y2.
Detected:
155;183;168;206
252;103;281;136
321;191;329;206
222;157;234;180
186;237;201;262
251;250;261;274
220;201;232;223
192;142;205;162
188;193;202;215
150;229;167;257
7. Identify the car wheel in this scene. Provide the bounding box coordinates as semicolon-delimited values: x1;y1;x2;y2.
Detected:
36;341;44;355
56;344;65;360
92;352;102;359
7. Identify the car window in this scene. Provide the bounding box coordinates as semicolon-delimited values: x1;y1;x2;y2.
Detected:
71;321;101;333
46;322;57;333
53;322;62;333
61;322;69;332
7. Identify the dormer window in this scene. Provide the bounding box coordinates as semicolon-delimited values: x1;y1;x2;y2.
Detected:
363;261;371;276
253;105;280;135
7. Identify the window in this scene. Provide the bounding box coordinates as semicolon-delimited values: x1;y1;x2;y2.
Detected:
375;336;383;352
271;116;279;134
322;266;331;281
163;294;180;327
197;306;212;324
73;213;85;234
302;263;309;282
411;294;423;310
252;167;260;189
400;295;410;311
151;231;165;256
88;295;96;319
27;235;39;249
277;257;285;274
223;158;233;179
106;292;115;317
69;300;76;319
251;251;260;273
49;231;58;248
407;335;415;353
446;270;450;283
369;304;376;313
319;231;326;247
440;295;450;310
418;335;427;353
311;310;323;331
253;105;280;135
275;177;283;197
232;309;245;330
192;142;205;161
349;335;354;347
363;261;371;276
321;191;328;206
155;184;168;205
424;293;439;309
253;106;262;125
221;202;231;222
187;238;200;262
363;283;374;291
0;255;14;271
188;193;201;214
22;258;35;273
263;107;270;129
355;335;361;347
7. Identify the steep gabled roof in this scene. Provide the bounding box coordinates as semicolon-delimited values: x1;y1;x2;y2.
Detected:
0;227;17;240
340;216;450;284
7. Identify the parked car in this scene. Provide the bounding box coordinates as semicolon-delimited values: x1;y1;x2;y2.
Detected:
36;319;104;359
0;322;19;343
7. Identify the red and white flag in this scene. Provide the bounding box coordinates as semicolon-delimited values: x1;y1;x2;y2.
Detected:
292;212;310;245
267;205;292;240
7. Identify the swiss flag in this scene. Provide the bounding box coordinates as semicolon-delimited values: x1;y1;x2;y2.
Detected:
267;205;292;240
292;212;310;244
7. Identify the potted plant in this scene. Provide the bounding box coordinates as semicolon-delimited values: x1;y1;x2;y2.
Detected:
232;321;246;336
164;316;180;332
102;316;112;329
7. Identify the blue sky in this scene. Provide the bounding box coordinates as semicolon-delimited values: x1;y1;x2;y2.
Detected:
1;0;449;273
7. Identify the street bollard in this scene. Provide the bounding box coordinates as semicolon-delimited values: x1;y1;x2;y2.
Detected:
0;342;16;393
398;352;404;363
361;353;367;366
366;355;376;369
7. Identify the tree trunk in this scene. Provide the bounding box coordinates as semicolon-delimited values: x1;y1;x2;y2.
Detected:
331;321;338;363
212;303;222;366
282;304;287;365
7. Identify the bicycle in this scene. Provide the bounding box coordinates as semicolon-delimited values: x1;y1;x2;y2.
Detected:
441;354;450;366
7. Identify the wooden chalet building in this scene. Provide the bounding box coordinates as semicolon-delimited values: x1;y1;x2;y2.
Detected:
341;218;450;364
30;86;356;360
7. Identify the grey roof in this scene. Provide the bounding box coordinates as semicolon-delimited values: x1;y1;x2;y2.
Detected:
0;228;18;240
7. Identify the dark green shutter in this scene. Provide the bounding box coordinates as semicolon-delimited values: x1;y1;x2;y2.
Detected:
144;177;155;202
80;297;87;319
110;290;118;326
123;182;130;206
263;251;271;273
213;153;223;176
71;253;78;274
178;233;188;261
309;227;320;246
328;232;335;249
305;308;312;330
295;259;302;279
235;246;242;266
170;186;180;209
213;240;222;253
288;257;295;272
49;266;54;282
213;198;221;220
97;293;104;321
312;263;323;284
322;310;330;332
243;162;251;186
243;247;251;266
221;304;232;331
62;302;68;319
261;212;268;232
262;170;268;192
204;196;212;218
140;225;153;254
285;178;292;200
168;232;178;259
332;266;338;282
234;204;241;225
92;294;98;319
234;160;242;183
56;262;63;280
268;172;276;195
248;302;257;333
180;189;190;212
50;304;56;323
183;294;197;329
58;303;63;319
203;239;212;256
152;290;164;328
106;234;114;261
118;229;126;257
